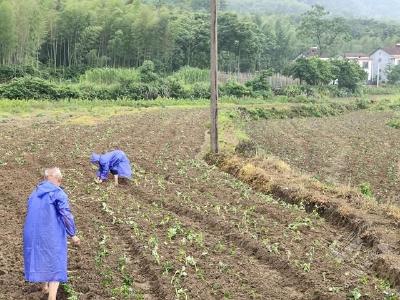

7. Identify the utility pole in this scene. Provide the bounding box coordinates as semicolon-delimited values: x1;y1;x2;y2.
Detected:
210;0;219;153
377;62;380;87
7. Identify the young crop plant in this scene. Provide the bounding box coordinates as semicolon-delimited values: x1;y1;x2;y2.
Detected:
148;236;161;265
100;269;113;287
14;156;26;165
214;241;227;253
171;266;189;300
294;259;311;273
268;243;280;255
61;283;79;300
162;261;174;275
349;288;362;300
128;221;144;240
186;230;204;247
359;182;374;198
288;217;312;232
377;279;400;300
167;223;183;240
218;261;231;274
95;234;109;266
328;286;341;294
185;255;198;272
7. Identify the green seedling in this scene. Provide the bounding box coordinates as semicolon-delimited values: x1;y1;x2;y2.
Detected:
61;283;78;300
167;223;183;240
349;288;362;300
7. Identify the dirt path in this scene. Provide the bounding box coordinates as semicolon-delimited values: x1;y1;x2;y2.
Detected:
0;108;396;299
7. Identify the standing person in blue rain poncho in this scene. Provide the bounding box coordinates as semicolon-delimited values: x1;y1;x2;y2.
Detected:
90;150;133;185
23;167;80;300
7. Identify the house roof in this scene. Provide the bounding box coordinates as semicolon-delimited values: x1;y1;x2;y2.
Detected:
382;45;400;56
296;47;332;60
370;45;400;57
344;52;369;58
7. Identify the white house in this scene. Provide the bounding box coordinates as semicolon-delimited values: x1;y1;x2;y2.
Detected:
343;53;372;82
370;44;400;82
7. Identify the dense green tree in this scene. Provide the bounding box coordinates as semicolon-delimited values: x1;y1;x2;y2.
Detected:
331;59;367;91
286;57;334;85
298;5;350;56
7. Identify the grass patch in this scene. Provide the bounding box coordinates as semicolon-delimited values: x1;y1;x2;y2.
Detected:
234;99;371;121
387;118;400;129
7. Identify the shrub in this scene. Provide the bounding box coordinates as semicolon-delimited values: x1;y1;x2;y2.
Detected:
245;70;273;98
80;68;139;85
165;78;187;99
80;84;120;100
282;85;303;97
172;66;209;84
45;65;88;81
387;64;400;84
189;82;210;99
126;82;160;100
0;77;79;100
138;60;159;83
221;81;252;98
0;65;38;83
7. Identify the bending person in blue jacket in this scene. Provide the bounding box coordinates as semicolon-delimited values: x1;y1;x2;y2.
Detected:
23;167;80;300
90;150;132;185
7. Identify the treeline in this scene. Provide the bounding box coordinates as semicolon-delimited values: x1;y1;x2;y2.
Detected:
1;0;400;75
0;0;299;73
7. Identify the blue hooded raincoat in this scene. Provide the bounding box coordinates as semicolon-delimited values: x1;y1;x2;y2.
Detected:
91;150;132;181
23;181;76;283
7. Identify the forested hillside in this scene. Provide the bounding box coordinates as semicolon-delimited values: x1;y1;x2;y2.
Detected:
0;0;399;75
210;0;400;19
146;0;400;19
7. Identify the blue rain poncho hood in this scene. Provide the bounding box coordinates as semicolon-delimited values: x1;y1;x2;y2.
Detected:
35;180;59;197
23;180;76;283
90;153;100;163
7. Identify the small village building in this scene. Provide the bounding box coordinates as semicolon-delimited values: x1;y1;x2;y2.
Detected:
370;44;400;82
344;53;372;82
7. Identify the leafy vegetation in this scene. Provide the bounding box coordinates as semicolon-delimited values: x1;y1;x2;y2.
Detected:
388;65;400;85
0;0;399;77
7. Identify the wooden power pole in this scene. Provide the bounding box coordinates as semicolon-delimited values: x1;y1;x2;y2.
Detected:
210;0;219;153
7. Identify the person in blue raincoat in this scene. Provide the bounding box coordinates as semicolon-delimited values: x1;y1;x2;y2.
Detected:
90;150;133;185
23;167;80;300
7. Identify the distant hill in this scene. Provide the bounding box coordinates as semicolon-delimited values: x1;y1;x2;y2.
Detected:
226;0;400;19
145;0;400;20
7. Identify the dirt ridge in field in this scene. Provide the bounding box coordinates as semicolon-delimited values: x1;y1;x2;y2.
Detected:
205;152;400;288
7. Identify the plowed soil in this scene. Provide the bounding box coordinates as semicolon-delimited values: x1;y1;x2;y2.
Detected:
0;107;397;299
245;110;400;202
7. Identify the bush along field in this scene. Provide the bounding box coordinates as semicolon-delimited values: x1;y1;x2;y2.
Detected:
0;59;395;102
1;96;400;299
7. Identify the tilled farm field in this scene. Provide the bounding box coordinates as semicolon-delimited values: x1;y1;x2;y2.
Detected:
244;110;400;202
0;108;399;299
